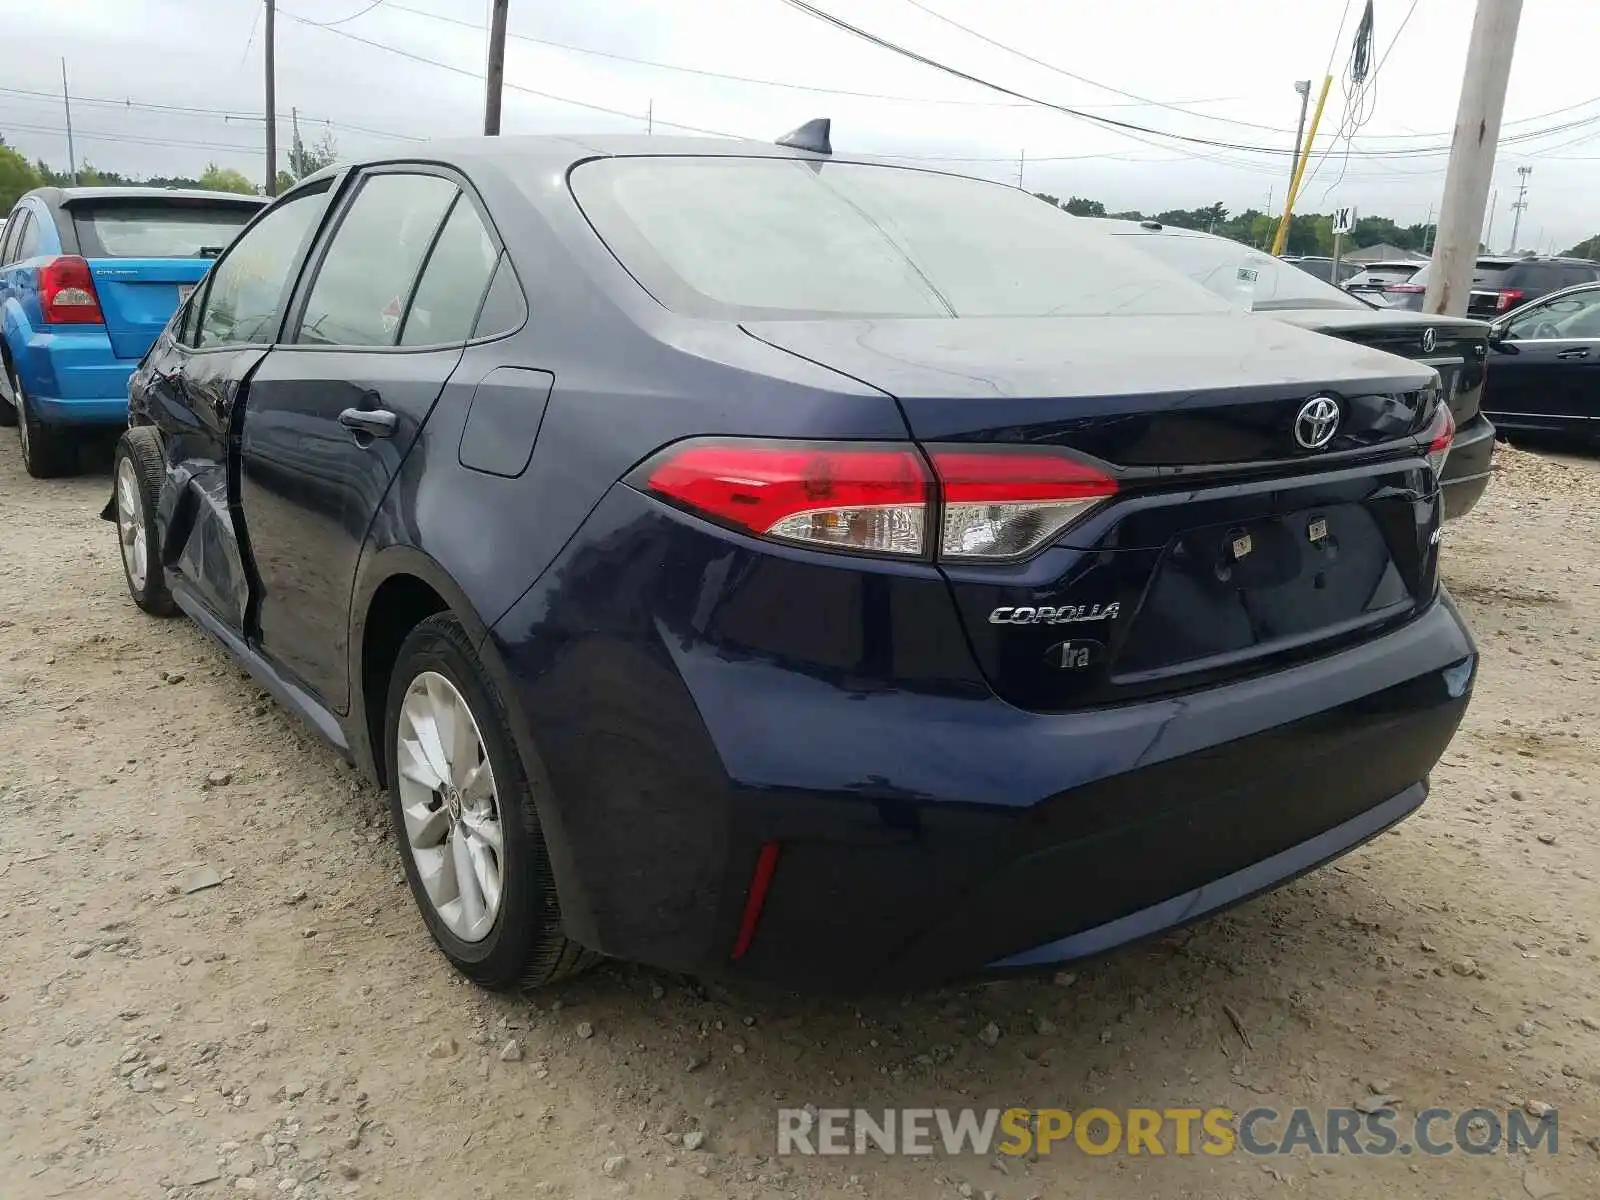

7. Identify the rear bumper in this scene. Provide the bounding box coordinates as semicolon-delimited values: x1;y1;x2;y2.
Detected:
12;325;133;424
488;484;1477;992
1440;412;1495;520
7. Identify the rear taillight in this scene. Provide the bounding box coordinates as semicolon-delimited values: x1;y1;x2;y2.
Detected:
1387;284;1426;295
928;447;1118;560
1495;288;1525;312
1421;402;1455;478
642;440;932;556
637;439;1118;561
39;255;103;324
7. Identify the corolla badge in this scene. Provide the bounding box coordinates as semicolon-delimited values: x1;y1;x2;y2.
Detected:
988;603;1120;625
1421;327;1437;354
1293;395;1342;450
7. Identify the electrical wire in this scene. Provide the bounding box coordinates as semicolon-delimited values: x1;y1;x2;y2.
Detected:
377;0;1234;111
292;0;390;27
894;0;1292;133
278;9;745;138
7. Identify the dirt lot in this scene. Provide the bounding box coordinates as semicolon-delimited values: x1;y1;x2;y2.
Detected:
1;435;1598;1200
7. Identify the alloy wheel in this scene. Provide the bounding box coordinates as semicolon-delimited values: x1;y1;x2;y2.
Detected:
115;457;148;591
395;670;505;943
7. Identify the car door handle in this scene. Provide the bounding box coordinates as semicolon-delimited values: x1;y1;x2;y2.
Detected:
338;407;398;438
1557;348;1590;360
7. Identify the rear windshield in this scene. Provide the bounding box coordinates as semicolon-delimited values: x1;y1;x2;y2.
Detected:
1407;259;1514;289
72;201;259;259
1113;230;1366;312
566;157;1231;319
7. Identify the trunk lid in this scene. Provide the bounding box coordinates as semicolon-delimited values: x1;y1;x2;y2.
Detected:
86;258;214;360
1270;308;1489;425
745;313;1444;711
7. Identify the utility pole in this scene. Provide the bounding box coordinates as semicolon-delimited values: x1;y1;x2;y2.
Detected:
484;0;509;135
1423;0;1523;316
1507;164;1532;253
1288;80;1312;197
264;0;277;196
290;106;302;179
60;58;77;185
1017;148;1025;190
646;99;653;135
1483;188;1497;252
1422;204;1435;254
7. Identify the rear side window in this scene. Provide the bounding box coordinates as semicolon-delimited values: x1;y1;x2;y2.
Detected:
472;256;526;339
567;157;1228;319
71;202;258;259
13;212;41;261
197;185;329;349
399;196;499;346
297;173;457;347
1560;264;1598;288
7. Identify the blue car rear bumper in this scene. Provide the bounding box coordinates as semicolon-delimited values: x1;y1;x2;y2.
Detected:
15;326;133;426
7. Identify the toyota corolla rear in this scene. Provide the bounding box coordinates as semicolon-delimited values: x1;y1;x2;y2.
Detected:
488;150;1477;992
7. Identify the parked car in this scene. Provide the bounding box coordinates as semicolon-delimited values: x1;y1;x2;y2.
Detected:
105;133;1475;993
0;186;266;476
1282;255;1363;285
1481;280;1600;442
1343;260;1426;304
1385;254;1600;319
1101;220;1495;518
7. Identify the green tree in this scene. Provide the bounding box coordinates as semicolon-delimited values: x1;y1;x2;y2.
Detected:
198;163;259;195
275;169;296;195
1063;196;1106;217
288;130;338;180
1562;235;1600;260
0;145;42;210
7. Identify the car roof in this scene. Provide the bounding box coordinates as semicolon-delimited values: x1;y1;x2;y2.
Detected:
404;132;844;173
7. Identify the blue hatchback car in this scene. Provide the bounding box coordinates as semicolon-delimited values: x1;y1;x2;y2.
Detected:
106;132;1476;993
0;187;264;476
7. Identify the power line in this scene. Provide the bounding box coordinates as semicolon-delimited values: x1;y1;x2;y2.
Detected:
0;84;424;143
278;8;744;137
0;117;263;157
378;0;1230;111
294;0;389;26
894;0;1290;133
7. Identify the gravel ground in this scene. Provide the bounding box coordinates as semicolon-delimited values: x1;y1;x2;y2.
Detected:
2;434;1598;1200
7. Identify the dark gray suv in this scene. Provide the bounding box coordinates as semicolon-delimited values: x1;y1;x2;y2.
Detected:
1386;255;1600;318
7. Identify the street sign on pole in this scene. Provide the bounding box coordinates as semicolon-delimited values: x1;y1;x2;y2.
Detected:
1332;206;1357;235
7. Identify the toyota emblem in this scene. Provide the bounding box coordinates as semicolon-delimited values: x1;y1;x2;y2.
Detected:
1421;327;1437;354
1293;396;1342;450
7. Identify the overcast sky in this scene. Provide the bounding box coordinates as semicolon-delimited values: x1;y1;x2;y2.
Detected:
2;0;1598;251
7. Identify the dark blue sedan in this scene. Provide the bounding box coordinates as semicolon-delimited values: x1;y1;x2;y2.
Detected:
106;129;1476;992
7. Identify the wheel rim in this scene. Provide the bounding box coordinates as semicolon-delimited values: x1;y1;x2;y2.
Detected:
115;457;148;591
396;671;504;943
15;380;29;463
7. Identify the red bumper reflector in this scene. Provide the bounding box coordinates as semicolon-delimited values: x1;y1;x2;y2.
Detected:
730;842;782;960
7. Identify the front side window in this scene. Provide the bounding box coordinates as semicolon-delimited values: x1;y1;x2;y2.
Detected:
399;196;499;346
1505;290;1600;340
197;186;329;349
296;173;457;347
566;157;1229;320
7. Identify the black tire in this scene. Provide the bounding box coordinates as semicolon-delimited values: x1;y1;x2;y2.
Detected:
16;375;77;478
0;364;17;428
112;427;177;617
384;613;596;990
